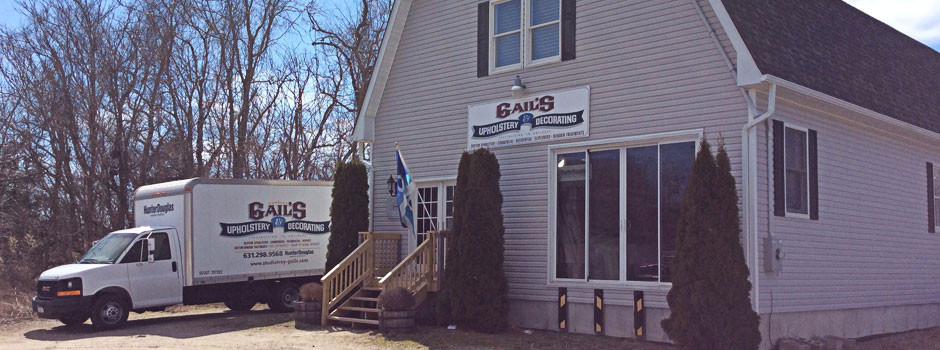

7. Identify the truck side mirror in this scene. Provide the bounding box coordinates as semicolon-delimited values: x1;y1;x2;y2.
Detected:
147;238;156;263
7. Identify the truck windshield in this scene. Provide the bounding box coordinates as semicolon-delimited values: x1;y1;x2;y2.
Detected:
78;232;139;264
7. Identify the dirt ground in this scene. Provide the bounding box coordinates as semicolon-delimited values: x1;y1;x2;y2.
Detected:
0;304;670;350
1;303;938;349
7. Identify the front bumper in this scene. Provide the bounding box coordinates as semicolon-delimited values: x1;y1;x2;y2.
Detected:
32;296;93;319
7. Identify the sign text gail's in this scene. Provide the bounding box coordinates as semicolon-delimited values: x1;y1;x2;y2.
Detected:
219;200;329;237
468;86;590;149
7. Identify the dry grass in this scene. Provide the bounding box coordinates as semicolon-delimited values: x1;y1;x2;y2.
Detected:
0;286;35;323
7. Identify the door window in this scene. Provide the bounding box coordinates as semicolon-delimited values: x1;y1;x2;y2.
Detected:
150;232;172;260
121;240;146;264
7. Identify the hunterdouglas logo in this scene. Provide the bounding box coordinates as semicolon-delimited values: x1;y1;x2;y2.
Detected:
144;203;174;215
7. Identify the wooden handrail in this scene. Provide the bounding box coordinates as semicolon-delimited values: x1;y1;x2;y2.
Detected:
378;231;447;307
320;237;373;326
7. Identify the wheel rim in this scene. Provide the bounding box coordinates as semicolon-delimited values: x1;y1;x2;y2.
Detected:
100;302;123;324
282;288;298;307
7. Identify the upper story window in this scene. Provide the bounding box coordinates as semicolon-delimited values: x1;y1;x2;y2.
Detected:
491;0;561;72
784;126;809;216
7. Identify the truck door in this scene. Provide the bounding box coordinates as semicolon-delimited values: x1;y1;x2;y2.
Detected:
126;231;183;308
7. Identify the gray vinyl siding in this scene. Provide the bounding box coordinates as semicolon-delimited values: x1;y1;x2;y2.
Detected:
371;0;748;308
758;98;940;313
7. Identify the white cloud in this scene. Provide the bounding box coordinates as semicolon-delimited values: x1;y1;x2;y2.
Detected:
845;0;940;48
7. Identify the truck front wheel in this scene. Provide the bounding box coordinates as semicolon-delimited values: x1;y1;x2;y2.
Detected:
267;283;298;313
58;314;88;327
90;295;128;330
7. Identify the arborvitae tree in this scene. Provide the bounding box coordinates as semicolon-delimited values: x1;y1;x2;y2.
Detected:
662;140;761;349
436;149;509;332
436;152;472;325
324;159;369;273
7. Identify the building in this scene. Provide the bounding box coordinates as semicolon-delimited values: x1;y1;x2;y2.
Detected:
349;0;940;346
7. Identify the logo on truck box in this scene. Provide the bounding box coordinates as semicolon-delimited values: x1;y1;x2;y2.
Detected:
219;201;329;237
143;203;174;216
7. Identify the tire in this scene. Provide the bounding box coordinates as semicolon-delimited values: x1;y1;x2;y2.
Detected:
90;294;129;331
267;283;299;313
58;314;88;327
224;295;256;312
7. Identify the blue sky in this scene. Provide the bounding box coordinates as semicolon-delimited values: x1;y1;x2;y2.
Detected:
0;0;937;50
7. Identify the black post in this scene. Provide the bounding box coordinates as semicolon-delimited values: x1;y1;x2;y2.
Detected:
634;291;645;339
594;289;604;335
558;288;568;332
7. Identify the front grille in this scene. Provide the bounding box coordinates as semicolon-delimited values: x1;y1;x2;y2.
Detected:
36;280;56;298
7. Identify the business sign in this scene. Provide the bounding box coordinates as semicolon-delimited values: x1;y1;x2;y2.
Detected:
219;201;329;237
468;86;590;149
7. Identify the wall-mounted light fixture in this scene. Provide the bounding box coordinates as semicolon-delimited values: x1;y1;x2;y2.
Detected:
386;176;396;197
511;75;527;98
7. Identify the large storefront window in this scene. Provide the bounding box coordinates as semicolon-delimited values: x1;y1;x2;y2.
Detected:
553;140;695;284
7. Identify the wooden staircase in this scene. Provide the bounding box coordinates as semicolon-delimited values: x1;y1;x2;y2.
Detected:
320;231;447;327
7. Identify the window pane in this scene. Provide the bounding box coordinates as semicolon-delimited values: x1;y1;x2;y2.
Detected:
785;128;807;171
494;0;521;34
785;128;808;214
121;240;144;264
531;23;560;60
417;187;439;244
496;33;521;67
659;142;695;282
152;232;171;260
589;150;620;281
627;146;659;282
530;0;560;25
445;185;455;230
556;152;586;279
786;170;808;214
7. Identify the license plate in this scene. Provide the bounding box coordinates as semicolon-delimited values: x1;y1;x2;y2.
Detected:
37;306;44;314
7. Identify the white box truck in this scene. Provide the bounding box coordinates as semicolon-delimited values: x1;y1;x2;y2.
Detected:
31;178;332;330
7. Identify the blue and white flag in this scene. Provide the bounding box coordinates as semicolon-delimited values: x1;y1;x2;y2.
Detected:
395;149;416;239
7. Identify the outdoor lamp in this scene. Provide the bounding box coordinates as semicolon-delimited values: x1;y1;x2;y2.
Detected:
386;176;396;197
511;75;527;98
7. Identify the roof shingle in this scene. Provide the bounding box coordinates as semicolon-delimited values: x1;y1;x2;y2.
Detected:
723;0;940;133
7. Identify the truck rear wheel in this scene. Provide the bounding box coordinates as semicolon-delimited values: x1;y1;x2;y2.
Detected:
58;314;88;327
224;295;256;312
90;294;128;330
267;283;298;313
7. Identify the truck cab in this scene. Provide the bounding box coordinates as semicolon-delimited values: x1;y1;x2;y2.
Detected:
32;226;184;329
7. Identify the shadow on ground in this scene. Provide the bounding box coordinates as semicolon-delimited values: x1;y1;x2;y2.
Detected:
24;309;291;341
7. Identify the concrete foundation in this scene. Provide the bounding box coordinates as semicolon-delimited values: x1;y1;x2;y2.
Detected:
508;298;940;350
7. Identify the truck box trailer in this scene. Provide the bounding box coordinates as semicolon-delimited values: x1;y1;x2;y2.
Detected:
31;178;332;329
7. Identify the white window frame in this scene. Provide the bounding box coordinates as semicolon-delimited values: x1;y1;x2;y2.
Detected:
933;169;940;233
783;123;811;219
489;0;562;74
546;129;703;290
413;179;457;243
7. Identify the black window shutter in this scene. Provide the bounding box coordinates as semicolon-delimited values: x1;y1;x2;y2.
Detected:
477;2;489;78
808;129;818;220
929;162;935;233
561;0;576;61
773;120;785;217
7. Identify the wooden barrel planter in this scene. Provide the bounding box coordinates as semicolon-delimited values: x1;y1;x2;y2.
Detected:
379;310;415;331
293;301;322;327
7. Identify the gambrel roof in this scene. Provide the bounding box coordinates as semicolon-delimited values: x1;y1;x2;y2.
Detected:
353;0;940;141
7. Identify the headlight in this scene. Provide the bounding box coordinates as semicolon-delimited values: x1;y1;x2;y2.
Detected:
55;278;82;297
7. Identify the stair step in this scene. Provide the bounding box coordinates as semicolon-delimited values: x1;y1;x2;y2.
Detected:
351;296;379;302
339;306;380;313
362;286;382;291
329;316;379;325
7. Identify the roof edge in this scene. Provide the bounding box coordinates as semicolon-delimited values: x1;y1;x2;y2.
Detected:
754;75;940;146
707;0;762;85
352;0;414;142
